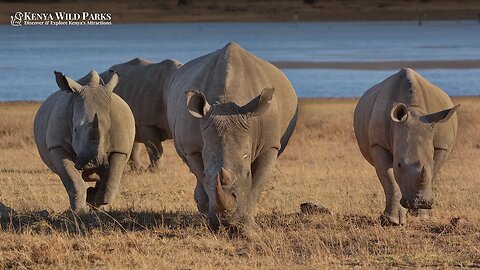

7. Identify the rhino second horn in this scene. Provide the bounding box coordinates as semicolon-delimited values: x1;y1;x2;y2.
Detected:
220;167;235;186
89;113;100;140
215;174;236;212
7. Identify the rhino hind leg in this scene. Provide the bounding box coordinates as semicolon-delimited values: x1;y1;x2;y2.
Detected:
371;145;407;226
138;126;165;170
128;142;143;170
49;148;88;213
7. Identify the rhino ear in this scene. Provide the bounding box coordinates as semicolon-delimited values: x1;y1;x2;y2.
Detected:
250;88;275;116
391;103;408;123
420;104;459;124
54;71;82;93
104;70;119;92
186;90;211;118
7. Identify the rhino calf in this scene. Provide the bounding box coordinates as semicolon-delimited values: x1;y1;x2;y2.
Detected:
34;70;135;213
167;43;298;234
354;68;458;225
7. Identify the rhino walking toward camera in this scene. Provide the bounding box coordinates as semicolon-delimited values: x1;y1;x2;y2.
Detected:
77;58;182;170
354;68;458;225
166;43;298;233
34;70;135;213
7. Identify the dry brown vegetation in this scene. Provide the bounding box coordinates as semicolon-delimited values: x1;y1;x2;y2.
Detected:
0;97;479;269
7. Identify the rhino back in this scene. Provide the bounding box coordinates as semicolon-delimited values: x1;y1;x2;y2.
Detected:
102;59;181;134
354;68;457;164
222;43;298;144
108;94;136;158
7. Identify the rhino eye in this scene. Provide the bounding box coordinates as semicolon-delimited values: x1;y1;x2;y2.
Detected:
74;128;77;133
397;163;401;168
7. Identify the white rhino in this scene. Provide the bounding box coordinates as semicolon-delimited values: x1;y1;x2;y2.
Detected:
77;58;182;169
354;68;458;225
166;43;298;232
34;71;135;213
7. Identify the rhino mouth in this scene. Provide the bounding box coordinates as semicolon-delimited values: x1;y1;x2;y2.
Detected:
75;155;108;171
400;197;433;209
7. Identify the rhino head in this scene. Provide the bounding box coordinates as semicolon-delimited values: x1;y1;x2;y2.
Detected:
54;70;119;171
390;102;458;209
186;88;275;230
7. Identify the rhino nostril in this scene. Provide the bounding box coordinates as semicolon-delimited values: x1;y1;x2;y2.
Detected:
397;163;401;168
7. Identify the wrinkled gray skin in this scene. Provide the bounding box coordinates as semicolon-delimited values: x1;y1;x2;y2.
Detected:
34;70;135;213
354;68;458;225
77;58;182;170
167;43;298;233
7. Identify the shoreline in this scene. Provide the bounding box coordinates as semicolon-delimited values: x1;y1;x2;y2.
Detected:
1;96;478;104
272;60;480;70
2;0;480;24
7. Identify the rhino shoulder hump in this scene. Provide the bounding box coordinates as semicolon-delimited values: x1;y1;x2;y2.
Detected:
124;57;151;66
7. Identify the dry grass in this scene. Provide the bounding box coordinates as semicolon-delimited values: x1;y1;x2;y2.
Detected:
0;97;479;269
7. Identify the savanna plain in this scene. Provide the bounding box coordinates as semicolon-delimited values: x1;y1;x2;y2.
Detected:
0;97;479;269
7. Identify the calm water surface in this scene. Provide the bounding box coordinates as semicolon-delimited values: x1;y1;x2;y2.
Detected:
0;22;479;100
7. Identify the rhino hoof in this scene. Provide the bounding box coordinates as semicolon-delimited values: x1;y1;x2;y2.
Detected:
379;214;405;226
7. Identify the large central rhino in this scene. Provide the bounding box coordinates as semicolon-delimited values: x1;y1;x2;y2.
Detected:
354;68;458;225
166;43;298;232
34;71;135;213
77;58;182;169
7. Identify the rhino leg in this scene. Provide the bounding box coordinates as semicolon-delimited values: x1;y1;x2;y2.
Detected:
90;153;128;207
49;148;88;213
128;142;143;170
185;153;208;215
138;126;164;170
240;148;279;232
433;149;448;175
371;145;407;226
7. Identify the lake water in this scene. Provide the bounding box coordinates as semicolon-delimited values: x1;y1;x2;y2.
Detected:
0;21;479;101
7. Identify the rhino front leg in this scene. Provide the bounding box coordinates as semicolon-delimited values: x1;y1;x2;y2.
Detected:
240;148;279;231
49;147;88;213
185;153;208;215
371;145;407;226
90;152;128;207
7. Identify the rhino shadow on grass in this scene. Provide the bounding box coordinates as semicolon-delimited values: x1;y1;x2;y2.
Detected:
0;209;206;236
0;206;471;239
0;207;376;237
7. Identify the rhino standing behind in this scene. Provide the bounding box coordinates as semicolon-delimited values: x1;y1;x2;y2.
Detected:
34;71;135;213
77;58;182;169
167;43;298;232
354;68;458;225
